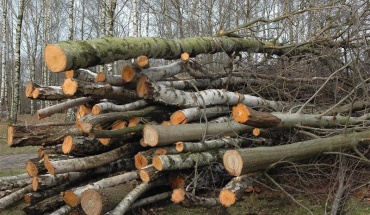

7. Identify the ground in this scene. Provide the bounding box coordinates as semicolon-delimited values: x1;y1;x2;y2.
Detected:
0;114;369;214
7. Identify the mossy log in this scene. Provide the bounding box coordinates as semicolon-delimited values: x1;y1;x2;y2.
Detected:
44;36;292;72
223;130;370;176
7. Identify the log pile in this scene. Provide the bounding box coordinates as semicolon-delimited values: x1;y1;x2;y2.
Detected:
1;36;370;214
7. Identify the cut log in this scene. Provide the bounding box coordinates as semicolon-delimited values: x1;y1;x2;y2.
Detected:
44;36;293;72
7;122;80;147
223;130;370;176
130;191;172;209
135;55;149;69
32;86;68;100
219;173;260;207
96;72;125;86
25;81;40;98
0;184;32;211
138;165;163;182
172;188;220;207
78;106;161;133
65;68;97;82
92;99;148;115
38;145;64;157
153;150;226;171
232;103;367;129
44;142;141;175
0;177;31;191
76;104;92;119
121;65;140;82
0;173;29;184
62;135;122;156
108;176;168;215
32;172;86;191
175;138;255;153
143;121;253;146
90;125;144;139
63;171;138;207
23;194;65;215
170;106;230;124
80;180;138;215
26;157;47;177
36;97;91;120
134;148;157;170
62;78;139;101
138;80;285;110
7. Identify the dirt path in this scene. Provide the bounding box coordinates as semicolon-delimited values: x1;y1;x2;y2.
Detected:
0;153;37;170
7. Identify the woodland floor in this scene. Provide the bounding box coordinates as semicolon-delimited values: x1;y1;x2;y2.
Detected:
0;114;369;215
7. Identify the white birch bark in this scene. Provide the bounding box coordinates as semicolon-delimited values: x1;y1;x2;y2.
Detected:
0;0;7;114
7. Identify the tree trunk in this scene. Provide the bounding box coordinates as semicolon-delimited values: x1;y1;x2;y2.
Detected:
44;36;307;72
138;80;285;110
175;138;256;153
171;188;220;207
153;150;226;171
0;185;32;211
36;97;91;119
44;142;141;175
7;122;80;147
10;0;25;123
80;180;138;215
170;106;230;125
63;171;138;207
219;173;260;207
23;194;65;215
143;121;253;146
223;130;370;176
31;85;67;100
92;99;147;115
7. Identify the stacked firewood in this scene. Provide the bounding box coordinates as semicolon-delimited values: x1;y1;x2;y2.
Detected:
1;37;370;215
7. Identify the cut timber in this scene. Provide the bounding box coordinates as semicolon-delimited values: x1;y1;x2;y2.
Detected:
26;157;46;177
175;138;254;153
78;106;161;133
0;173;29;184
76;104;92;119
92;100;148;115
172;188;220;207
134;148;157;169
143;121;253;146
44;142;141;175
63;171;138;207
121;65;138;82
0;185;32;211
109;177;168;215
32;172;85;191
25;180;75;205
181;52;189;62
232;103;367;129
0;177;31;191
25;81;40;98
64;69;97;82
95;72;125;86
36;97;91;120
23;194;64;215
131;191;172;209
62;135;121;156
153;150;225;171
32;85;67;100
7;122;81;147
170;106;230;124
38;145;64;157
138;80;285;110
90;125;144;138
135;55;149;68
80;181;138;215
62;78;139;101
139;165;162;182
232;103;281;128
219;173;260;207
223;130;370;176
44;36;293;72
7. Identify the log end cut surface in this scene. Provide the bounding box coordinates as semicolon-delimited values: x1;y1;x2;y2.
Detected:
25;81;35;98
44;44;67;72
134;153;148;170
143;125;159;147
219;189;236;207
171;188;185;203
232;103;250;123
152;155;163;171
81;190;103;215
43;154;55;175
64;190;79;207
223;150;243;176
170;111;187;125
62;78;78;96
26;161;39;177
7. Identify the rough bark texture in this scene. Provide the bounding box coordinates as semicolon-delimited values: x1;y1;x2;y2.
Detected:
0;185;32;211
36;97;91;119
23;194;65;215
170;106;230;125
7;123;79;147
44;36;296;72
175;138;254;153
223;130;370;176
